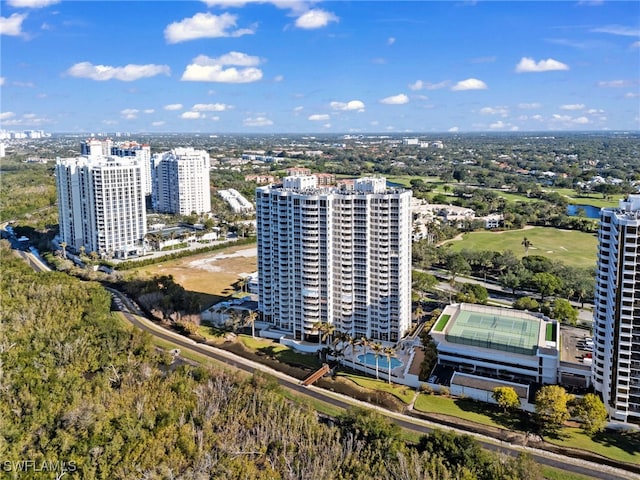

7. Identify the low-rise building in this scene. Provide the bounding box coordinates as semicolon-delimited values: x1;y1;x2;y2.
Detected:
429;303;560;402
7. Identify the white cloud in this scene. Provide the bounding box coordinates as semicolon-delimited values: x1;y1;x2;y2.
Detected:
409;80;449;91
144;109;155;114
152;121;166;127
591;25;640;37
560;104;585;110
518;102;541;109
448;126;459;133
274;75;284;82
7;0;59;7
120;108;139;120
0;112;16;120
330;100;365;112
479;106;509;116
0;77;5;86
387;37;396;46
65;62;170;81
181;52;263;83
210;116;220;121
0;13;27;36
551;114;591;126
295;9;338;29
192;103;232;112
323;123;331;128
181;111;205;119
451;78;488;91
308;114;330;121
13;81;35;87
515;57;569;73
489;121;518;131
243;116;273;127
164;12;255;44
586;108;604;114
625;92;640;99
597;80;629;88
293;106;304;112
380;93;409;105
164;103;183;111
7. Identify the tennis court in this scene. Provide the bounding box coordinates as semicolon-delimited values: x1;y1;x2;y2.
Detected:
445;309;540;356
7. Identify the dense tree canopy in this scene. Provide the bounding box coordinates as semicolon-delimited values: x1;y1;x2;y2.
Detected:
0;241;547;479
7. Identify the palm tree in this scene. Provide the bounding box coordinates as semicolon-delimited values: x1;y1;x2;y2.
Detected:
358;336;369;363
322;323;336;346
383;346;396;384
60;241;67;259
244;310;258;338
345;334;358;372
313;321;326;345
371;342;384;380
521;236;532;256
413;305;425;323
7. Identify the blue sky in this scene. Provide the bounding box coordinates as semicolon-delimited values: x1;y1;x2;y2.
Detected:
1;0;639;133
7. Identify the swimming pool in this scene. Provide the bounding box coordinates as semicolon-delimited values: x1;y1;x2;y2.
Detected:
358;352;403;369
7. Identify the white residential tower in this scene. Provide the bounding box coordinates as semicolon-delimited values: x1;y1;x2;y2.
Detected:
55;156;147;259
153;147;211;215
592;194;640;423
256;176;412;343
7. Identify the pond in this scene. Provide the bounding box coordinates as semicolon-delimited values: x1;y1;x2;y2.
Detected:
567;204;601;219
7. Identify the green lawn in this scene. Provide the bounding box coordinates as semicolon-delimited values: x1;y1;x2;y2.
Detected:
337;372;416;404
546;427;640;466
540;466;594;480
413;394;502;429
434;314;451;332
548;188;624;209
446;227;598;268
240;335;321;369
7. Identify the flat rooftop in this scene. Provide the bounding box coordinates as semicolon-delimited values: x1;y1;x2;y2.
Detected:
433;303;551;357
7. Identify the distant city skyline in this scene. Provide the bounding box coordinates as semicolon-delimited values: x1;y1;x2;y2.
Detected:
1;0;639;134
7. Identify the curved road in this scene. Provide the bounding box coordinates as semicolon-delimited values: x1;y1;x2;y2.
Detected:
16;250;638;480
112;291;637;480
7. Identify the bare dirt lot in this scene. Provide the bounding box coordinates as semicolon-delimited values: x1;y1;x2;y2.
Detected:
134;245;257;307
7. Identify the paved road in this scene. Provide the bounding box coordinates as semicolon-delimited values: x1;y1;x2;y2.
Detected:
110;291;638;480
12;246;638;479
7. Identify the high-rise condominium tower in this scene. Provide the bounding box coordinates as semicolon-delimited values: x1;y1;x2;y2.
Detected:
256;176;412;343
55;156;146;259
592;194;640;423
153;148;211;215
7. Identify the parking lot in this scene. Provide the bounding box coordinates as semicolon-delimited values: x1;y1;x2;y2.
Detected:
560;324;593;363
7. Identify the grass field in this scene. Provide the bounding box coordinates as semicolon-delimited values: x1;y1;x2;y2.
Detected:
132;244;257;308
413;394;502;429
549;188;623;209
445;226;598;269
337;372;416;404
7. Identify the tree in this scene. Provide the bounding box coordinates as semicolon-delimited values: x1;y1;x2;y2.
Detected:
313;321;326;345
345;334;358;371
456;283;489;305
531;272;562;303
445;252;471;285
552;298;578;325
322;323;336;345
383;346;396;384
535;385;573;434
574;393;608;435
244;310;258;337
60;241;67;259
492;386;520;412
371;342;383;380
521;237;532;256
513;296;540;311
